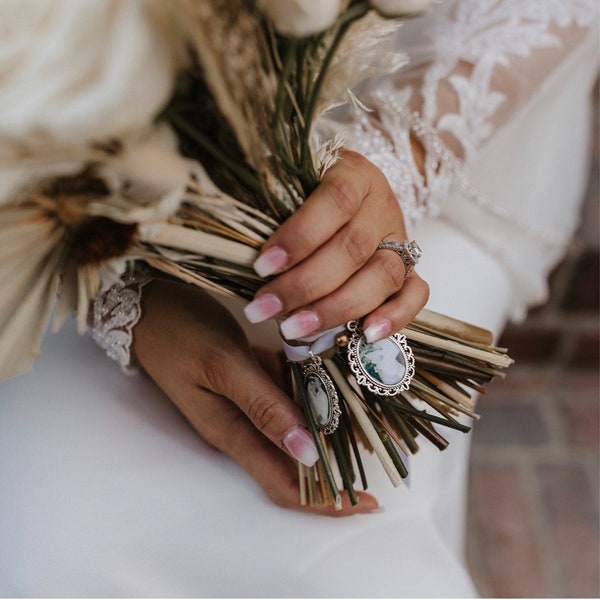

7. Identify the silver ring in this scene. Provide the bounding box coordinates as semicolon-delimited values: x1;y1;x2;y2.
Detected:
377;239;422;277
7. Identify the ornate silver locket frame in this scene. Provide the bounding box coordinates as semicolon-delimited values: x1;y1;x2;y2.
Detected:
346;320;415;396
302;356;341;434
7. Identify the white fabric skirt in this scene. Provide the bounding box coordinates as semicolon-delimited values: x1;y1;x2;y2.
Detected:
0;219;512;597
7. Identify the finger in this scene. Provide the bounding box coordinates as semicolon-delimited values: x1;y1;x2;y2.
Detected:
248;216;391;326
220;406;380;516
134;280;319;467
252;346;293;396
277;241;412;338
362;273;430;341
204;348;324;467
244;192;406;326
253;152;392;278
252;346;287;389
177;384;379;516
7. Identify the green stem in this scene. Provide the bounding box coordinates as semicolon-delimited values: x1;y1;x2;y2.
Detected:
330;430;358;505
299;1;371;175
273;39;297;127
167;110;263;197
339;397;368;490
272;41;307;181
377;394;471;433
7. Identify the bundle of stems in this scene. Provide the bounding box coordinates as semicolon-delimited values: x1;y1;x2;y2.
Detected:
135;189;514;507
291;309;512;508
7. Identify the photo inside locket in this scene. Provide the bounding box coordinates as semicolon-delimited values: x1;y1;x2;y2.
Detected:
357;337;406;386
306;374;331;426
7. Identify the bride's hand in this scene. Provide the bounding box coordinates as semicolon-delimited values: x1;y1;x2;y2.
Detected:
244;151;429;342
132;279;378;516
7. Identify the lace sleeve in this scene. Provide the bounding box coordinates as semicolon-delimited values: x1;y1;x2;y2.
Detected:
341;0;598;227
388;1;597;158
333;0;598;316
91;274;150;374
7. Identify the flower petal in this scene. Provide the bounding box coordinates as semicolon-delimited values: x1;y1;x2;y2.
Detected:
0;206;63;381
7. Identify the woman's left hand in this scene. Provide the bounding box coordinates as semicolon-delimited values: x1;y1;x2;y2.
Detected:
244;150;429;342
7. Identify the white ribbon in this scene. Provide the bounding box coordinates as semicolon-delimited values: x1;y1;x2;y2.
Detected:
280;325;347;362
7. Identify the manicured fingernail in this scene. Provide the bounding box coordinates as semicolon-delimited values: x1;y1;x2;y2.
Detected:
244;293;283;323
253;246;288;277
283;426;319;467
363;318;392;343
280;310;321;340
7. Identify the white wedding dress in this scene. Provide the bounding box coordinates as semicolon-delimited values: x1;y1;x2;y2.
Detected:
0;1;597;596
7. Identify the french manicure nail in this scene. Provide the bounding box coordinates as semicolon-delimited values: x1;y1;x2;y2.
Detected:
280;310;321;340
283;426;319;467
253;246;288;277
243;293;283;323
364;318;392;343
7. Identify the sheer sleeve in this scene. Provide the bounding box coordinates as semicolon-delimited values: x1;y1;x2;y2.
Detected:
337;0;599;317
390;1;598;161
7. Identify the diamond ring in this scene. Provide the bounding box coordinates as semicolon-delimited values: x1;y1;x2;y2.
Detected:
377;239;422;277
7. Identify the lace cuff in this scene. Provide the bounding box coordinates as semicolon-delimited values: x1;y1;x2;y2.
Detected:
91;274;150;373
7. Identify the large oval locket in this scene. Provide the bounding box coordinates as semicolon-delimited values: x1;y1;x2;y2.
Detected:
346;320;415;396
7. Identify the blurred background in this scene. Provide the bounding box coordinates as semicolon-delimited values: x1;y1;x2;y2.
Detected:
466;82;599;597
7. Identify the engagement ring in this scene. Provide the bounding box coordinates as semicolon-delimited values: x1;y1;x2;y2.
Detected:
377;239;422;277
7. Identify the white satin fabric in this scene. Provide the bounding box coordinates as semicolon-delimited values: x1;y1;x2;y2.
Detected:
0;219;511;597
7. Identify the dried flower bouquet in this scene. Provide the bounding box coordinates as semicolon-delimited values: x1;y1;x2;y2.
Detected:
0;0;512;509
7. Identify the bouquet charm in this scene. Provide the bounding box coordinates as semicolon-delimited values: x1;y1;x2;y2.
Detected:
344;319;415;397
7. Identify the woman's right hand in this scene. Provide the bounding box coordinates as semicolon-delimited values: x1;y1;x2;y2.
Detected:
131;279;379;516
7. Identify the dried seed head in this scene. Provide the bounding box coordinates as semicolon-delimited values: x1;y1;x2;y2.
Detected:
68;217;137;266
36;172;138;266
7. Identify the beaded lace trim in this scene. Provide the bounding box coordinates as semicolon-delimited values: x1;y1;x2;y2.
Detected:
91;274;149;373
373;95;568;248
